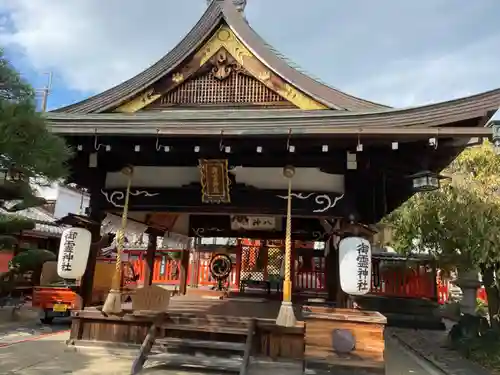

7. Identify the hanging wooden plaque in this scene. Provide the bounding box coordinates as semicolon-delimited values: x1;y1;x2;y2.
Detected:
199;159;231;204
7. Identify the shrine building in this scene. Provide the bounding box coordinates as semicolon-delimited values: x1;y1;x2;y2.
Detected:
46;1;500;371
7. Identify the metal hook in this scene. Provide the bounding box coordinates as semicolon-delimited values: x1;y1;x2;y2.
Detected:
93;129;103;151
155;128;162;151
286;128;292;150
219;130;224;151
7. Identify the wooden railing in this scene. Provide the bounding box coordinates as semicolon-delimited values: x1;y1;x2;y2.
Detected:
125;249;439;301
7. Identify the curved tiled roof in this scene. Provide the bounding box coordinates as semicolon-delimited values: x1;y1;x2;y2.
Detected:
47;87;500;135
54;0;389;114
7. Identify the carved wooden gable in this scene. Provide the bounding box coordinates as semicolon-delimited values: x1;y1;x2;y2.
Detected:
115;25;326;113
144;49;291;110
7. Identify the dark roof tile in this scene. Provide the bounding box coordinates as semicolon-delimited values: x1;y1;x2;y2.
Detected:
54;0;388;114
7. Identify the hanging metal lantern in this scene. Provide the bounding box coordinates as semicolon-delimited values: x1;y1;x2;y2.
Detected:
408;170;443;192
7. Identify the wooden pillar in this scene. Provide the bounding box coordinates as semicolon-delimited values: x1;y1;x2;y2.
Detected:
430;260;439;302
325;238;338;302
190;238;201;287
235;239;242;289
262;242;269;280
142;231;157;287
179;247;190;295
80;212;106;306
290;241;296;293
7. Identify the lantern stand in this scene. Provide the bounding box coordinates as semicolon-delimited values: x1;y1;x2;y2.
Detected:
276;165;297;327
102;165;134;314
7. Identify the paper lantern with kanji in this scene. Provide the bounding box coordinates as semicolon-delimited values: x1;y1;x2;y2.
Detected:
338;236;372;295
57;227;92;279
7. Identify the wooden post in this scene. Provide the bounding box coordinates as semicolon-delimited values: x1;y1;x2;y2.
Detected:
179;249;190;295
143;232;157;287
190;238;201;287
235;239;242;290
325;238;338;302
79;177;106;308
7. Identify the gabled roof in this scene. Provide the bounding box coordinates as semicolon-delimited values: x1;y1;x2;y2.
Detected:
54;0;389;114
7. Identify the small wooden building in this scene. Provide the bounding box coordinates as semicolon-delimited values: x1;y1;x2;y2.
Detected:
47;0;500;372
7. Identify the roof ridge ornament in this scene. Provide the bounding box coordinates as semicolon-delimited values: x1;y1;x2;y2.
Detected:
206;0;247;13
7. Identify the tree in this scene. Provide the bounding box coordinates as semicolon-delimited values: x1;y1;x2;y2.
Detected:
0;49;71;292
0;49;71;181
384;142;500;328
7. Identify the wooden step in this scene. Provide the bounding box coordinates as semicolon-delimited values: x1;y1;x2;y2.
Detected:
145;352;243;373
161;314;252;328
160;323;248;335
155;337;246;352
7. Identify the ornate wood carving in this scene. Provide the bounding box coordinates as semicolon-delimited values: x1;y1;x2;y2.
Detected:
149;66;288;108
99;184;352;218
211;49;240;80
115;25;326;112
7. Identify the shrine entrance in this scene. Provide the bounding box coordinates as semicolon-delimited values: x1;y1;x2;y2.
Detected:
238;239;326;297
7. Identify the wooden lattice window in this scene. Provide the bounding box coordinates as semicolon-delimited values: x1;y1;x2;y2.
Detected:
160;72;287;107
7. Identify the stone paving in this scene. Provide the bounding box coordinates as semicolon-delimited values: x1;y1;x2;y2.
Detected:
0;325;482;375
389;326;492;375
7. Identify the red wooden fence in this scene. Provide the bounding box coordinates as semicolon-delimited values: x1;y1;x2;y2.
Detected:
126;250;442;301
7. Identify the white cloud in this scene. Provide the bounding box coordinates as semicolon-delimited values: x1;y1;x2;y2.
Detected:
0;0;205;92
0;0;499;108
347;34;500;107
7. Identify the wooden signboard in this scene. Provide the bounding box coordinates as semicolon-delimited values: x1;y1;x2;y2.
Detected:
230;215;276;231
132;285;171;312
199;159;231;203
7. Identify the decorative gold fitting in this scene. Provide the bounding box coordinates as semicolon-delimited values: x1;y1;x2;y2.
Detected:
121;165;134;176
283;165;295;179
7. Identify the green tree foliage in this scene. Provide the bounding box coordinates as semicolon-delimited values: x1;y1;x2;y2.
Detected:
0;50;71;294
384;142;500;328
0;49;71;181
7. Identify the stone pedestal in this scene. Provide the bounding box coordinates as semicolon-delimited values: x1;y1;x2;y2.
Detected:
454;270;481;315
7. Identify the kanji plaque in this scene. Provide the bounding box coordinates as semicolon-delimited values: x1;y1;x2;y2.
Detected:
199;159;231;203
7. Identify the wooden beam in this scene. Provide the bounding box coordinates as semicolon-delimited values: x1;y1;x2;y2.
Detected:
99;185;352;218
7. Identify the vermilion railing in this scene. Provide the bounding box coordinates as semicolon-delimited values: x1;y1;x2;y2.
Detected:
294;257;326;291
124;249;444;300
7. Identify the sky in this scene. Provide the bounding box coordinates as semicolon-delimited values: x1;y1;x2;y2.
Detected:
0;0;499;114
1;0;500;202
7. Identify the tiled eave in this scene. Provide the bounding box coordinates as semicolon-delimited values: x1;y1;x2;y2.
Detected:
46;88;500;137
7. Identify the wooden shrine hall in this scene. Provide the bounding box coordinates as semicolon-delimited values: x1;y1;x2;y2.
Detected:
47;0;500;373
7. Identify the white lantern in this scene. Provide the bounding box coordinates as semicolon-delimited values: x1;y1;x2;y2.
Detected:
338;236;372;296
57;227;92;279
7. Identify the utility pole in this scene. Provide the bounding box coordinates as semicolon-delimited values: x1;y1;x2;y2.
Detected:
35;72;52;112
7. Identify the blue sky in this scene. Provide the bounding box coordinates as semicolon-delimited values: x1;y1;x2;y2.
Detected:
0;0;499;116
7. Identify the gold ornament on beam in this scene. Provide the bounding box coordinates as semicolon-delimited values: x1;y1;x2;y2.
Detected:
102;165;134;314
199;159;231;204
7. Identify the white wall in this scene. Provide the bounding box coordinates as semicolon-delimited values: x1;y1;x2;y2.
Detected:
53;186;90;219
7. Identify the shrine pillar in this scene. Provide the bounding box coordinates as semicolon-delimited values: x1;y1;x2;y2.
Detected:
142;230;159;287
178;242;191;295
80;171;107;308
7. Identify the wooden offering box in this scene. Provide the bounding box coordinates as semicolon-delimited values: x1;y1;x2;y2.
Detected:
302;306;386;373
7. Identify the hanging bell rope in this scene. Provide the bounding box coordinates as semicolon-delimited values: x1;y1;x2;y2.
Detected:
102;165;133;314
276;165;297;327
